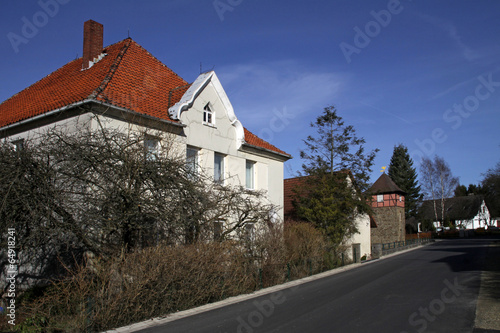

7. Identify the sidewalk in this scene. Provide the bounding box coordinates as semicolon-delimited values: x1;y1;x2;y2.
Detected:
474;240;500;332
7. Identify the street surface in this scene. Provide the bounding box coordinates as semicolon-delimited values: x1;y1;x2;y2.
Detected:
135;239;497;333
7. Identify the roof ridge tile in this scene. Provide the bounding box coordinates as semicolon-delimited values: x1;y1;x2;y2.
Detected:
89;39;132;101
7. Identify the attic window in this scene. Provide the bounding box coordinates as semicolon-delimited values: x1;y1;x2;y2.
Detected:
203;103;214;126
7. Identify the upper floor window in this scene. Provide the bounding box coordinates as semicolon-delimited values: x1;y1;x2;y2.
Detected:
144;136;159;161
12;139;24;151
203;103;214;126
246;160;255;189
186;146;199;176
244;222;255;243
377;194;384;203
214;152;224;184
213;220;224;241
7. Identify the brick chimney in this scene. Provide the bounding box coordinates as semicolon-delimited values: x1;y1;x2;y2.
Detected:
82;20;103;70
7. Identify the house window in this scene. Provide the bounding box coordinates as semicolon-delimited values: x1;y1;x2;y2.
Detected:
12;139;24;151
246;160;255;189
377;194;384;203
399;196;402;202
144;136;159;160
269;208;278;224
214;153;224;184
186;146;199;176
244;223;255;243
213;221;224;241
203;103;214;125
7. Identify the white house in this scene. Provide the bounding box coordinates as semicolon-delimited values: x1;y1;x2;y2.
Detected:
0;20;291;231
419;195;493;230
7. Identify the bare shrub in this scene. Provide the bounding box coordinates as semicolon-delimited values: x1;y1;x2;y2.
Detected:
14;223;352;331
284;221;329;263
252;223;287;288
19;242;261;331
284;221;341;278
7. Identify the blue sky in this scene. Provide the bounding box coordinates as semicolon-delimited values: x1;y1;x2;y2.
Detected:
1;0;499;188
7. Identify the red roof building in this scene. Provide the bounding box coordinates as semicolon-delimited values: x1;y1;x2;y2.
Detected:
283;172;375;259
0;20;289;159
0;20;291;220
367;173;405;208
367;173;406;244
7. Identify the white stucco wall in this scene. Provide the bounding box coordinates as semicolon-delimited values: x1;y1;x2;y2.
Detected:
345;214;371;259
5;113;94;144
336;176;372;258
178;79;286;222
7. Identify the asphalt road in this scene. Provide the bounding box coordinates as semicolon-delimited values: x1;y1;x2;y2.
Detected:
136;239;493;333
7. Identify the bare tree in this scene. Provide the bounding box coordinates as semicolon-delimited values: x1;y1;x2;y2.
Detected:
420;156;459;226
420;157;438;222
435;156;459;223
0;117;277;285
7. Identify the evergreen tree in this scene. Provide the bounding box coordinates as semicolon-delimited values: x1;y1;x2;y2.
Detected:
387;144;422;218
292;172;366;247
294;105;378;246
454;183;483;197
454;184;468;197
300;105;379;191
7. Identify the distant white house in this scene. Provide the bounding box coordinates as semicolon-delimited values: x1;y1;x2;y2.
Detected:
419;196;492;230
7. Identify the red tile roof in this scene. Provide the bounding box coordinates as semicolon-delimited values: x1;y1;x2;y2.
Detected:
0;38;289;157
243;128;290;157
284;173;377;227
283;176;309;216
0;39;188;128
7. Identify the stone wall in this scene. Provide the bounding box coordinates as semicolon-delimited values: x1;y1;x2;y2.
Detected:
371;206;405;244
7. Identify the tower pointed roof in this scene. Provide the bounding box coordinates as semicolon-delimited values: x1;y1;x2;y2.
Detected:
368;173;405;195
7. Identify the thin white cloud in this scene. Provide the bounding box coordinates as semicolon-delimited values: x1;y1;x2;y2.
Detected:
357;101;412;124
417;13;479;62
217;60;346;128
431;66;500;100
430;76;477;100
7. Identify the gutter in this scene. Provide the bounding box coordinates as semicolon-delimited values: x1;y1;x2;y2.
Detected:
93;100;186;128
0;99;185;135
241;142;292;160
0;99;91;133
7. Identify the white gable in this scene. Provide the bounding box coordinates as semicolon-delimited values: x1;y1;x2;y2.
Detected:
168;71;245;149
